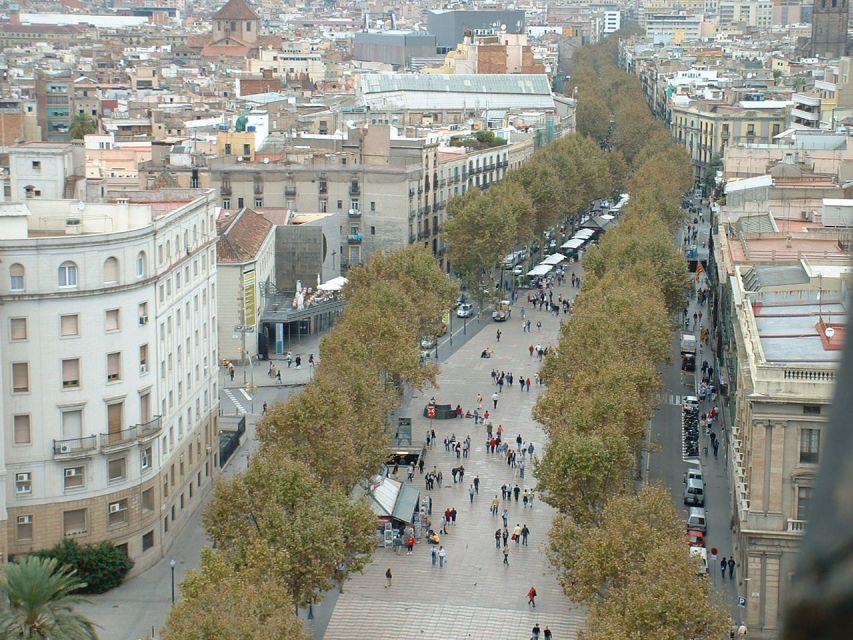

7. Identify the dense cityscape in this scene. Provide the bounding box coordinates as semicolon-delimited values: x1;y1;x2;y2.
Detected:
0;0;849;639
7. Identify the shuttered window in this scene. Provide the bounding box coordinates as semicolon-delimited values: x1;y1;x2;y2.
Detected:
107;353;121;382
60;314;79;337
12;362;28;392
107;402;123;436
10;318;27;340
14;415;30;444
103;257;119;284
62;359;80;388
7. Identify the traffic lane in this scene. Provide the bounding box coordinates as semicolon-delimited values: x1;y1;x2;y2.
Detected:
435;303;488;363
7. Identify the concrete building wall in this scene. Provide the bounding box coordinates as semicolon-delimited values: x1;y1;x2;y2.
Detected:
427;10;526;50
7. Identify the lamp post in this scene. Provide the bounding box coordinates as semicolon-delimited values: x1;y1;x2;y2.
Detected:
170;559;176;604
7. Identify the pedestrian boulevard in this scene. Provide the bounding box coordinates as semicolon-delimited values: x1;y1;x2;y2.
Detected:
324;271;586;640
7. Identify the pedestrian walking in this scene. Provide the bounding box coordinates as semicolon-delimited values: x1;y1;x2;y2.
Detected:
438;546;446;567
514;484;521;502
532;623;541;639
728;557;735;580
502;509;509;527
495;528;502;549
431;546;437;565
496;329;502;342
491;495;499;516
385;568;392;588
502;527;509;547
406;535;415;555
521;524;529;546
721;556;728;578
477;393;483;409
527;586;537;607
544;627;552;640
473;475;479;493
492;392;499;409
513;524;522;544
503;546;510;565
468;484;475;503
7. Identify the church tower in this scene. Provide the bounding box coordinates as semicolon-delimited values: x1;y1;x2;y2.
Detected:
211;0;259;47
810;0;849;59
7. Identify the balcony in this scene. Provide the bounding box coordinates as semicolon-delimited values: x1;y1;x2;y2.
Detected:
138;415;163;441
787;519;807;533
348;208;362;218
319;184;328;194
349;184;360;196
347;233;363;243
285;186;297;196
253;182;264;195
53;436;98;458
220;184;232;196
100;426;138;452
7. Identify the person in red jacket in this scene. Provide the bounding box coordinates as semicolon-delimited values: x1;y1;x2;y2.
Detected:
527;585;537;607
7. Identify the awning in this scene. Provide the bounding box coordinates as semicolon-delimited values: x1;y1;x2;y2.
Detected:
318;276;348;291
573;228;595;239
561;238;585;250
527;264;554;277
542;253;567;265
393;484;421;523
367;476;421;525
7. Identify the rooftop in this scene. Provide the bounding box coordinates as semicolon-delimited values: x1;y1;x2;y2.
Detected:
217;208;274;263
212;0;259;21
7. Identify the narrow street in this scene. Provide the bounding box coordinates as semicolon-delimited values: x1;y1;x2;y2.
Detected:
647;197;741;618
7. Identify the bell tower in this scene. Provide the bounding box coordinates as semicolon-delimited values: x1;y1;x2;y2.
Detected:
810;0;849;59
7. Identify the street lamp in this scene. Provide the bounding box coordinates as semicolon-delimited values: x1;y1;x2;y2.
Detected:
170;559;176;604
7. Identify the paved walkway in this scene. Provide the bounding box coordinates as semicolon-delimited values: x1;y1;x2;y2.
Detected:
77;333;326;640
324;268;587;640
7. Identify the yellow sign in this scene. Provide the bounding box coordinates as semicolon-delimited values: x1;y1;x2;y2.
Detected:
244;270;257;327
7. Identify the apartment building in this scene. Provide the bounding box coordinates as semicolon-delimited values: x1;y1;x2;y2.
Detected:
669;98;789;183
0;188;221;573
712;257;849;637
209;125;512;270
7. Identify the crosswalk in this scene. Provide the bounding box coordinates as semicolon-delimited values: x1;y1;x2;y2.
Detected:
223;387;252;414
659;393;684;406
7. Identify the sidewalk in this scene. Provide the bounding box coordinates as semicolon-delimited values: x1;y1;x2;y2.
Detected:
77;331;328;640
323;267;587;640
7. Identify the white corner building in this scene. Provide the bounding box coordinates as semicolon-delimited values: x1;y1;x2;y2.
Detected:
0;188;221;572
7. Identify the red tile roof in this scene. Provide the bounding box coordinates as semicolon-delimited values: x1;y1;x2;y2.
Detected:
217;208;274;263
213;0;259;21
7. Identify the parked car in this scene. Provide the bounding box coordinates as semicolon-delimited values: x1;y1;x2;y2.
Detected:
690;547;709;575
683;477;705;507
687;530;705;548
686;506;706;532
512;265;524;276
454;294;467;309
420;335;437;349
456;303;473;318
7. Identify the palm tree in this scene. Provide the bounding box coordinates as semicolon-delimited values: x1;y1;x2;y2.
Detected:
0;556;98;640
69;112;97;140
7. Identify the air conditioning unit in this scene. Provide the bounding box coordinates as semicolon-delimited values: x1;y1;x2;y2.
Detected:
64;468;80;477
140;363;148;374
59;443;73;454
15;472;30;483
17;515;32;525
109;503;123;514
139;315;148;326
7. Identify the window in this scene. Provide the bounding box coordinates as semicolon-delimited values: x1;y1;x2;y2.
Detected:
803;405;821;415
139;302;149;325
58;261;78;288
797;486;812;521
799;428;820;464
52;413;80;448
142;529;154;551
10;263;24;291
63;466;85;490
140;344;149;373
31;160;41;170
62;359;80;389
60;314;79;337
255;198;263;208
222;198;230;209
103;257;119;284
108;457;126;482
15;472;32;494
142;486;155;513
370;201;376;212
105;309;120;332
107;402;123;441
141;446;152;471
16;515;33;541
63;509;87;536
108;499;129;526
14;415;30;444
10;317;27;341
107;352;121;382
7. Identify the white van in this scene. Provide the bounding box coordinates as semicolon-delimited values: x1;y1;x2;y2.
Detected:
687;507;706;532
686;465;703;484
690;547;709;575
683;477;705;507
